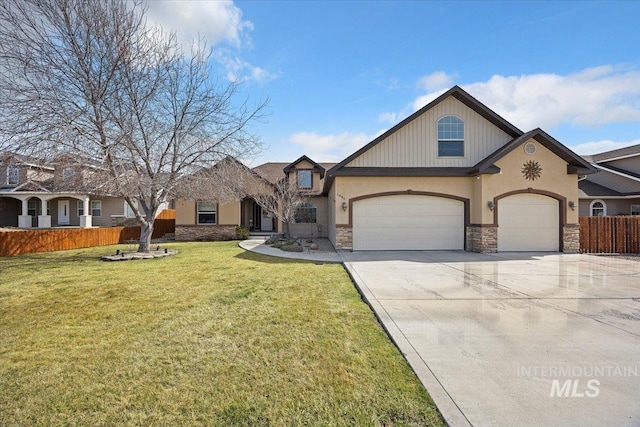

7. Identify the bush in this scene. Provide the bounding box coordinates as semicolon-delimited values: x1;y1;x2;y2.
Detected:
235;225;250;240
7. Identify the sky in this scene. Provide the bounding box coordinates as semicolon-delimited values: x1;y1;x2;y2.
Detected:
145;0;640;166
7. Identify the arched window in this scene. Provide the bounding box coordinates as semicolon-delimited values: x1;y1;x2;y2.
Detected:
294;202;317;223
437;116;464;157
590;200;606;217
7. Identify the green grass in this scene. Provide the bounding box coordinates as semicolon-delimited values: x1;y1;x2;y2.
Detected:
0;242;443;426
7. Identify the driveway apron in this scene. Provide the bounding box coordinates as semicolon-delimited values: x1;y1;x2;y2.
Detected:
341;251;640;427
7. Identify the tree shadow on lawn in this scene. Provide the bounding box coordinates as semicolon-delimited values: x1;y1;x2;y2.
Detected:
234;249;329;266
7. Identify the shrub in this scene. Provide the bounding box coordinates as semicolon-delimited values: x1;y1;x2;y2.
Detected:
235;225;250;240
280;244;304;252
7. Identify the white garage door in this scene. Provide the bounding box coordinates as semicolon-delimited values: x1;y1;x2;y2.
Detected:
498;194;559;251
352;195;464;250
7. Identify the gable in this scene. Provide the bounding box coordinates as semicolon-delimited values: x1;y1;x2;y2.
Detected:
346;96;514;168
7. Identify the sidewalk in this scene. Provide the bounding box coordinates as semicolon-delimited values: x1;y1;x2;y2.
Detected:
239;237;343;263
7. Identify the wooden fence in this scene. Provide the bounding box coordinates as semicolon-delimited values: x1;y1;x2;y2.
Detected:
579;216;640;254
0;209;175;257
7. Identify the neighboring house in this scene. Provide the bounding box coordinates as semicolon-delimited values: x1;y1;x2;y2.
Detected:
578;144;640;217
0;152;155;228
176;86;597;252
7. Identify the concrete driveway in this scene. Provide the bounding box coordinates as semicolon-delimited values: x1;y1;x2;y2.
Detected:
341;251;640;427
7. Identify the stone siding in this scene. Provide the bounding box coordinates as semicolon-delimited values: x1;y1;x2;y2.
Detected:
466;225;497;253
562;224;580;253
175;225;237;241
335;226;352;250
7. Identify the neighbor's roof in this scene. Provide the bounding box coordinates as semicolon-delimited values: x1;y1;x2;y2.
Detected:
589;143;640;163
578;180;623;198
253;161;336;185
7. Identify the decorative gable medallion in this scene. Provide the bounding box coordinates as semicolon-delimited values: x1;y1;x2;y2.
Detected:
522;160;542;181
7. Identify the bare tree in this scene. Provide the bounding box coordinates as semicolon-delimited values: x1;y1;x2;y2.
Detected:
0;0;265;252
205;159;308;238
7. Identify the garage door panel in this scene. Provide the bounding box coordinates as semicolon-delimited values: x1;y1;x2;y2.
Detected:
498;194;559;252
353;195;464;251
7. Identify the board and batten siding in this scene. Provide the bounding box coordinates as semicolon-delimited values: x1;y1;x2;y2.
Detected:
347;97;513;168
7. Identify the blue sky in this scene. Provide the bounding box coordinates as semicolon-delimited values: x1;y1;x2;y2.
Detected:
147;0;640;165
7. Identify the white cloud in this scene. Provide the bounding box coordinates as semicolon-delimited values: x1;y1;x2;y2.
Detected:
416;71;456;92
145;1;282;85
407;66;640;131
145;0;253;49
569;139;640;155
378;112;399;124
289;131;382;162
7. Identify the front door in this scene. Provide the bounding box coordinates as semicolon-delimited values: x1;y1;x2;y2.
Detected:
58;200;70;225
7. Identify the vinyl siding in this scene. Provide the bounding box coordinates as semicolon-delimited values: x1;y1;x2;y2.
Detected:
347;97;513;168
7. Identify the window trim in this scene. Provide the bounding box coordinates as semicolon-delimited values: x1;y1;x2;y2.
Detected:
294;202;317;224
297;170;313;190
196;201;217;225
91;200;102;217
437;115;465;158
590;200;606;217
27;199;37;216
78;201;84;216
7;164;19;185
631;204;640;216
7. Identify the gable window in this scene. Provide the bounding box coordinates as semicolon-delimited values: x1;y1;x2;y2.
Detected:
7;164;19;185
63;168;73;180
631;205;640;216
294;202;317;223
590;200;606;217
91;200;102;217
437;116;464;157
197;201;217;224
297;170;312;189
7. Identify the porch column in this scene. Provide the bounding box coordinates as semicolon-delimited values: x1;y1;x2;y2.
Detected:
37;197;51;228
17;198;31;228
79;197;92;228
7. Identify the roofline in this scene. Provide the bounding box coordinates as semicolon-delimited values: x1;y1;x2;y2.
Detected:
473;128;598;175
327;86;523;176
590;143;640;163
593;164;640;182
283;155;326;178
595;152;640;163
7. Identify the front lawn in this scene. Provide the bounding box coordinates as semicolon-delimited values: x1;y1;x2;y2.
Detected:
0;242;443;426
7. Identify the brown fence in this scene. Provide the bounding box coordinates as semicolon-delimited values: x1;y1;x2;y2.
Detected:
0;209;175;257
579;216;640;254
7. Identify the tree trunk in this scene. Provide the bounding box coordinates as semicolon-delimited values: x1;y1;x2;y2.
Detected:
284;221;291;239
137;221;154;253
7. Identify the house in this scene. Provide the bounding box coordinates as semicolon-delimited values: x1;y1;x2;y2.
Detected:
176;86;596;252
578;144;640;217
0;152;151;229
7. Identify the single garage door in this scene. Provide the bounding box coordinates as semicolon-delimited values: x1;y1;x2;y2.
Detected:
498;194;559;251
352;194;464;250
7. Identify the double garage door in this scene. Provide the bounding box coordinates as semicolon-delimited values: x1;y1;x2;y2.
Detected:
351;193;559;251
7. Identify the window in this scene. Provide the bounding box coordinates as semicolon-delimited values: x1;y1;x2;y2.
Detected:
125;200;137;218
7;164;18;185
294;202;317;223
590;200;606;217
631;205;640;216
297;170;312;189
197;201;217;224
62;168;73;180
91;200;102;217
437;116;464;157
27;199;37;216
78;201;84;216
46;201;50;216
